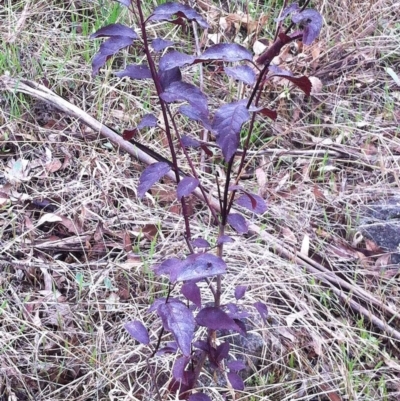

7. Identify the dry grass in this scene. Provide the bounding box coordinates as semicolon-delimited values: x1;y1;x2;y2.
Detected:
1;0;400;400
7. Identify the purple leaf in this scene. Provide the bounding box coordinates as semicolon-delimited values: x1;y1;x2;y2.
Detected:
228;184;244;191
253;301;268;323
191;238;210;248
269;65;293;76
173;253;227;282
292;9;323;45
212;100;250;161
137;113;158;129
172;356;190;382
233;318;247;335
226;303;250;319
177;177;200;199
224;65;256;85
179;105;212;131
235;285;247;301
124;320;150;344
216;341;230;363
228;372;245;391
181;281;201;308
157;301;195;356
227;213;248;234
90;23;138;40
149;2;209;29
196;44;252;63
159;51;195;71
159;66;182;91
227;360;247;372
196;307;241;332
148;297;180;313
115;0;131;6
168;370;195;397
193;339;209;352
156;341;178;355
189;394;211;401
91;36;134;76
236;193;267;214
152;38;175;52
217;235;234;245
153;257;183;279
161;81;208;115
137;162;171;198
115;63;152;80
275;3;300;22
181;135;201;148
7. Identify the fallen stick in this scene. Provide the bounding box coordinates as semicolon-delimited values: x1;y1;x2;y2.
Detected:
1;74;399;340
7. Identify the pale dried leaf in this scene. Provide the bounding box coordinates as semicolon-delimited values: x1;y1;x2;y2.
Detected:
300;234;310;256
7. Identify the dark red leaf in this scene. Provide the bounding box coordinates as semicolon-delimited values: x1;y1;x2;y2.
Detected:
234;285;247;300
227;360;247;372
124;320;150;344
195;44;252;63
90;23;138;39
152;38;174;52
236;193;267;214
91;36;134;76
161;81;208;115
196;307;241;332
177;177;200;199
253;301;268;323
224;65;256;85
250;105;278;121
157;301;195;356
228;372;245;391
122;128;138;141
227;213;248;234
172;253;227;282
149;2;209;29
137;162;171;198
181;281;201;308
212;100;250;161
292;9;323;45
137;113;158;129
273;74;312;96
115;63;152;80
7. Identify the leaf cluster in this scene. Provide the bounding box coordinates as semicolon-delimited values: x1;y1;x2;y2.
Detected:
91;1;322;399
